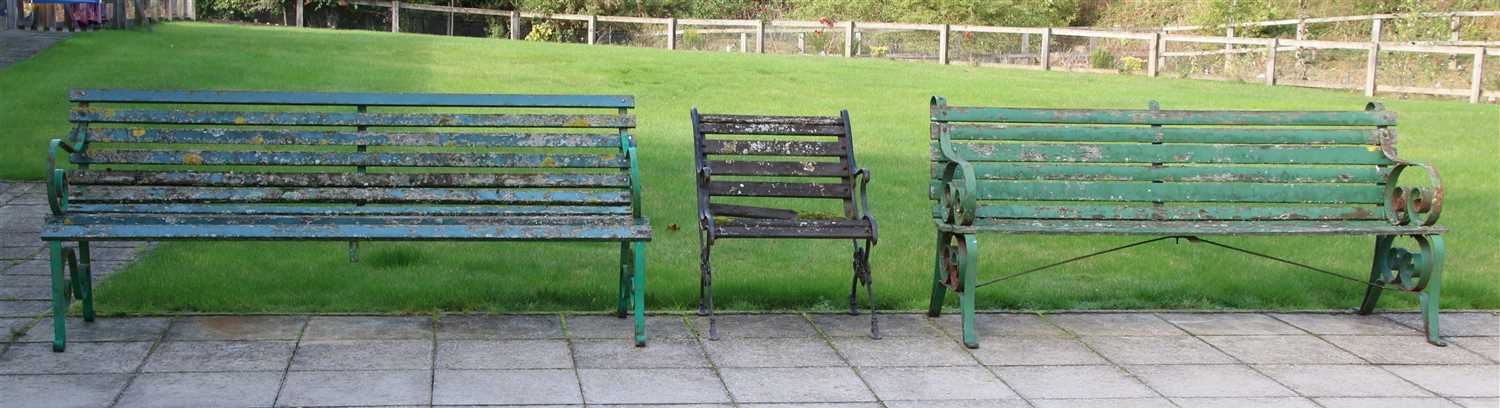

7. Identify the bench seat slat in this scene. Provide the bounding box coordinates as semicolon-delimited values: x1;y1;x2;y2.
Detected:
932;204;1385;221
941;125;1382;145
70;171;630;188
704;160;848;177
700;140;847;156
698;122;846;136
86;128;623;148
928;165;1385;184
72;109;635;128
968;181;1384;204
714;218;872;239
68;204;631;217
70;89;635;108
42;220;651;241
936;143;1392;165
941;219;1443;235
706;181;851;198
934;106;1397;126
79;150;627;168
70;186;631;205
708;203;799;219
696;114;843;125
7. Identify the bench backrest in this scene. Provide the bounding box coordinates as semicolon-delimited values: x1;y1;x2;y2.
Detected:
60;89;640;218
691;109;860;219
929;97;1401;223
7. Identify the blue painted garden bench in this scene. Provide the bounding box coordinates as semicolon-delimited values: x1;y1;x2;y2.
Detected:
927;97;1447;348
40;89;651;351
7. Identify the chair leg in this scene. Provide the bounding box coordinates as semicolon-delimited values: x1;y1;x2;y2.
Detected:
1419;235;1446;347
76;241;94;322
956;234;979;349
48;241;68;352
856;241;879;340
1358;236;1395;315
699;235;717;340
631;242;647;347
928;231;949;317
697;231;709;316
617;242;631;318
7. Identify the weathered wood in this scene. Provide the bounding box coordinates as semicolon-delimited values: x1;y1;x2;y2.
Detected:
933;106;1396;126
698;122;845;136
929;164;1386;184
704;160;847;177
70;186;632;205
700;140;846;156
706;181;850;198
69;171;631;188
70;89;635;108
966;180;1384;204
71;109;635;128
85;128;625;147
78;150;628;168
935;143;1393;165
939;124;1383;145
68;204;632;216
43;221;652;241
942;219;1444;236
708;203;798;219
946;204;1385;221
697;114;842;125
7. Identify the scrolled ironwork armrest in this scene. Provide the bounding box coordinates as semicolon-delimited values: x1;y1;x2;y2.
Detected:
1384;162;1443;227
696;166;716;237
853;167;878;244
46;139;81;216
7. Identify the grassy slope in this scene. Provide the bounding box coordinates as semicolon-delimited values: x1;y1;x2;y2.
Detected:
0;23;1494;313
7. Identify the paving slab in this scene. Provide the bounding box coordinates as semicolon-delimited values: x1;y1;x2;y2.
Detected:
1314;397;1463;408
0;341;153;374
718;367;875;403
302;315;432;340
577;368;729;404
433;369;582;405
0;373;131;408
1382;365;1500;397
992;365;1156;399
0;245;40;260
165;315;306;341
1158;313;1304;336
1082;335;1235;365
831;336;976;367
116;371;282;408
572;338;707;369
1048;313;1186;336
859;366;1018;400
694;314;819;338
969;335;1108;366
436;339;572;369
438;314;562;340
1452;336;1500;362
1030;399;1175;408
1323;335;1490;364
1;318;33;338
1256;364;1433;397
1170;397;1321;407
0;285;53;300
1199;335;1364;364
1453;398;1500;408
566;315;691;339
1387;313;1500;337
935;313;1069;337
277;370;431;407
1128;365;1295;398
886;401;1030;408
0;300;48;317
289;339;432;370
1271;313;1419;335
811;313;938;338
143;340;294;372
701;337;846;368
19;317;169;343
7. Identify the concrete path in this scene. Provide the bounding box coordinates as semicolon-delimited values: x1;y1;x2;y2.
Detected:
0;30;71;69
1;181;1496;407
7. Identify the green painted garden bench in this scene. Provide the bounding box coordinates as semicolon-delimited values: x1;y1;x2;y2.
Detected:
927;97;1447;348
40;89;651;351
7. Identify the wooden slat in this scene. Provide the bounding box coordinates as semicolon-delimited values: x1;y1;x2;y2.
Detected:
71;109;635;128
704;160;848;177
932;204;1385;221
43;221;651;241
941;124;1383;145
928;164;1386;183
708;203;798;219
57;214;636;226
78;150;627;168
696;114;842;125
933;106;1396;126
935;143;1393;165
85;128;623;148
69;186;631;205
969;181;1385;204
700;140;846;156
69;171;631;188
942;219;1443;236
698;122;846;136
714;219;872;238
70;89;636;108
67;204;632;216
706;181;850;198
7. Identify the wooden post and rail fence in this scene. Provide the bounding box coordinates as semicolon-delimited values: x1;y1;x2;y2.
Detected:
6;0;194;31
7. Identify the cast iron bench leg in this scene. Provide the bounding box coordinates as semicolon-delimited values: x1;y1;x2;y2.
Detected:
956;234;979;349
76;241;94;322
1358;235;1446;346
1419;235;1446;346
617;242;631;318
48;242;69;352
631;241;647;347
927;231;949;317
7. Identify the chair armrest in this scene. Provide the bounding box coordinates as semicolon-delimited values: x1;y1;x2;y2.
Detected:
935;134;977;226
1384;162;1443;226
852;167;878;244
696;165;716;237
46;139;81;216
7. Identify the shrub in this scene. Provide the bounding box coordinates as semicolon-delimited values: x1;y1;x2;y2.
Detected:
1090;49;1116;69
1119;56;1145;73
681;29;706;50
525;21;559;42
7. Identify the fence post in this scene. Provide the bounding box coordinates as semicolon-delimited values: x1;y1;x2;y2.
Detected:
509;10;520;40
1449;16;1462;70
1370;18;1382;43
1364;42;1379;97
1295;17;1308;70
390;1;399;32
294;0;303;27
1265;38;1278;86
755;20;765;53
1472;48;1486;104
739;33;747;52
1148;32;1160;77
1224;27;1234;73
938;24;950;65
1040;28;1051;70
587;15;596;45
1021;33;1030;54
446;0;453;35
844;21;854;57
666;18;676;50
188;0;194;20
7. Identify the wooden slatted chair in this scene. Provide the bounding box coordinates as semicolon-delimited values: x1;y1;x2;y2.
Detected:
41;89;652;351
691;108;879;340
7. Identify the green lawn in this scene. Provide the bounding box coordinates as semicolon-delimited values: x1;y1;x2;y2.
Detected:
2;23;1496;314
